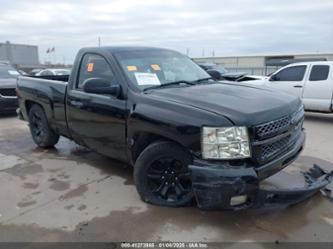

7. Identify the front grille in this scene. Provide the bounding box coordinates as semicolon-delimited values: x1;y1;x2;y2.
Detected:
258;125;302;163
0;88;16;97
255;115;291;139
253;107;304;164
254;107;304;140
260;135;292;162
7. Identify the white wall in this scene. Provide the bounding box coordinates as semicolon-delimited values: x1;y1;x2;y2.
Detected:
194;53;333;68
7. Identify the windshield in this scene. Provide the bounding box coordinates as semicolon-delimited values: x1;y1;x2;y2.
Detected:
0;66;20;78
114;49;210;90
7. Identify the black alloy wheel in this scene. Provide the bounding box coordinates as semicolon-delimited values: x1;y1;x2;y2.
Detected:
134;141;194;207
147;158;192;202
28;104;60;148
30;111;45;143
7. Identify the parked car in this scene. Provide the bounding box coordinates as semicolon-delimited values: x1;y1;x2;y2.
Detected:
36;68;71;76
244;62;333;113
18;70;28;76
30;69;44;75
198;62;266;82
0;64;20;114
16;47;332;209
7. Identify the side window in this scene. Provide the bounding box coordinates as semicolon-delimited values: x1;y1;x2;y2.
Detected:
272;66;306;81
309;65;329;81
77;54;114;89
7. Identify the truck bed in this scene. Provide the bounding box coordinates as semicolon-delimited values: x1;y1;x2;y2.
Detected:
31;74;69;82
17;76;69;136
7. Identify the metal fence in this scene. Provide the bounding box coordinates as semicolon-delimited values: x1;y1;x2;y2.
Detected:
225;66;280;76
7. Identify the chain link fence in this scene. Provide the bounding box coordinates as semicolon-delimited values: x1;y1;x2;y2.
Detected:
225;66;280;76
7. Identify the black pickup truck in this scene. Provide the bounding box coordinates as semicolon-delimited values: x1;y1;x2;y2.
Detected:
17;47;332;209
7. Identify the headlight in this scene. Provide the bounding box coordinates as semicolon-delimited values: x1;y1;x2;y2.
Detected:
201;127;251;159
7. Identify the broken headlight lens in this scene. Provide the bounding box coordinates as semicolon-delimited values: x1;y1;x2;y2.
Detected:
201;127;251;159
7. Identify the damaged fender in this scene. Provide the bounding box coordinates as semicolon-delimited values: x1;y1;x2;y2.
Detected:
190;164;333;210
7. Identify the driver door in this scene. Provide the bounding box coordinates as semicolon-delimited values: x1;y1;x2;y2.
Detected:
66;53;127;161
268;65;307;98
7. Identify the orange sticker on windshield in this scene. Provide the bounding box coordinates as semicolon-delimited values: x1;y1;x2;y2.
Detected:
87;63;94;72
127;66;137;71
151;64;161;71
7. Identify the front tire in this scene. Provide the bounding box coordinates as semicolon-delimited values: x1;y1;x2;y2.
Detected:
28;104;60;148
134;141;194;207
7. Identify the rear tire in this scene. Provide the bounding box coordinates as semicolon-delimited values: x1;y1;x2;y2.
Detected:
28;104;59;148
134;141;194;207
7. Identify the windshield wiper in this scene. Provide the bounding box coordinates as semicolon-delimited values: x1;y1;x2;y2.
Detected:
143;80;195;91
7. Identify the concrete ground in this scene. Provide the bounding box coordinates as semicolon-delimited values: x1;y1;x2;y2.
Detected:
0;113;332;242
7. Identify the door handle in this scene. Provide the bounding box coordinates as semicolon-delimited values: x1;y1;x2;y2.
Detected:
70;100;84;108
293;85;303;88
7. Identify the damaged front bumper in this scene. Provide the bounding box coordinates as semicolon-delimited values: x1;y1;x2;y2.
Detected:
190;126;333;210
190;164;332;210
190;130;332;209
189;128;329;210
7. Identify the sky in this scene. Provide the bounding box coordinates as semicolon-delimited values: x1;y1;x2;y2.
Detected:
0;0;333;64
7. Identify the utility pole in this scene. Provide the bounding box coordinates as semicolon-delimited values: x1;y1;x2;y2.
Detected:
186;48;190;56
98;37;101;47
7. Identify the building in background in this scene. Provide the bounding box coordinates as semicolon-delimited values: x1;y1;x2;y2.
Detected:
193;52;333;76
0;41;40;71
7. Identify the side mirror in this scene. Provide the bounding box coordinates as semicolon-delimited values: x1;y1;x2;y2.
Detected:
83;78;121;97
206;69;222;80
269;75;278;81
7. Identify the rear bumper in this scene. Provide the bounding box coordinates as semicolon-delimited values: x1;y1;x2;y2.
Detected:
189;131;332;210
0;96;18;113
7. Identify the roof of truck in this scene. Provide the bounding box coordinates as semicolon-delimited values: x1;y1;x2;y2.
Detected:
81;46;175;53
280;61;333;67
108;46;171;52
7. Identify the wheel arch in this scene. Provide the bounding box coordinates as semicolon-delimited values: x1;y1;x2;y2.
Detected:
25;100;53;122
25;100;39;115
130;131;191;165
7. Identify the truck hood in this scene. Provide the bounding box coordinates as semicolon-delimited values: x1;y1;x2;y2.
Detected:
149;83;301;126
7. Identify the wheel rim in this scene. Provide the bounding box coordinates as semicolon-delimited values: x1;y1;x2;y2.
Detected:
147;158;192;202
31;113;44;142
